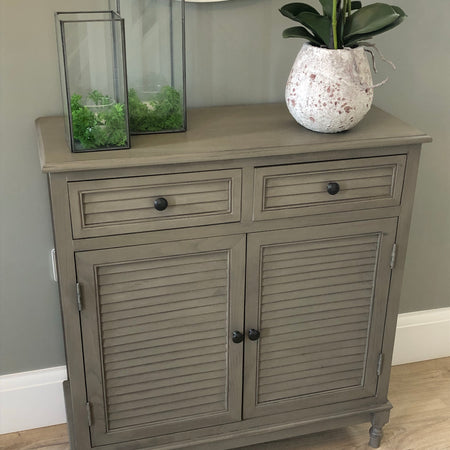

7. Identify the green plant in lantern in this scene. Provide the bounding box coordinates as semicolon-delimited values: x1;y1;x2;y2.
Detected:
88;90;113;106
70;91;128;150
128;85;184;133
280;0;406;49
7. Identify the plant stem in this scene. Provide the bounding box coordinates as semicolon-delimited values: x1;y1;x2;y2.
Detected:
343;0;350;24
332;0;338;49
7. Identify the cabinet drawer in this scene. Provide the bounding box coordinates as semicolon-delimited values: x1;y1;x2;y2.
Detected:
253;155;406;221
69;169;242;238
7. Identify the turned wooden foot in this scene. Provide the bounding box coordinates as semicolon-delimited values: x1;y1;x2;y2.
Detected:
368;410;390;448
369;426;383;448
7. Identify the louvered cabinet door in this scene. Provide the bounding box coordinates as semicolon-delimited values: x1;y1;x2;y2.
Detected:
75;235;245;447
243;218;397;418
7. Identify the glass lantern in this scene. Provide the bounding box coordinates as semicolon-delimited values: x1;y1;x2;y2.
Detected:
110;0;186;134
56;11;130;152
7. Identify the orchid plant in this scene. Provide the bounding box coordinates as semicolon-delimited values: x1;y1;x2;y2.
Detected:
280;1;406;49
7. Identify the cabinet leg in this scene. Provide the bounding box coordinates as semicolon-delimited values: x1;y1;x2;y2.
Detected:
368;410;390;448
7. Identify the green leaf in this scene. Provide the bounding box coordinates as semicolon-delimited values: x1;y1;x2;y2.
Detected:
344;3;400;39
279;3;320;22
319;0;334;17
282;26;325;46
391;5;407;18
297;12;332;46
344;13;405;46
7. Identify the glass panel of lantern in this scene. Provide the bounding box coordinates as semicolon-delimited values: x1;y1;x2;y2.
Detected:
55;11;130;152
110;0;186;134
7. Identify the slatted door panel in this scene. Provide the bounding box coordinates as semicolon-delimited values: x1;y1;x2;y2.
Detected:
244;218;396;418
75;235;245;446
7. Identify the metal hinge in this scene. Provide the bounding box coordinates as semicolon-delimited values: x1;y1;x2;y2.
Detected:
377;353;384;377
390;243;398;269
76;283;82;312
86;402;93;427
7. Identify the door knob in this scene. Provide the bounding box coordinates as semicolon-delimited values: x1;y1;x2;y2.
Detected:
232;331;244;344
154;197;168;211
327;182;340;195
248;329;261;341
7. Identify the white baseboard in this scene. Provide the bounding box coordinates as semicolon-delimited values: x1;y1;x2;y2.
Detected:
0;366;67;434
391;307;450;365
1;308;449;434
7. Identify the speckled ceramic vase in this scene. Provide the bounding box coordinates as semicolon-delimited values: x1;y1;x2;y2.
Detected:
285;43;374;133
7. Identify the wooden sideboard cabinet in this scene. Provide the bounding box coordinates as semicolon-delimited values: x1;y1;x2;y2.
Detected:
37;104;431;450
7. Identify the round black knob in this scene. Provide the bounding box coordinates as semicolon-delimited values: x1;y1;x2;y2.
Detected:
232;331;244;344
248;329;261;341
327;182;340;195
154;197;168;211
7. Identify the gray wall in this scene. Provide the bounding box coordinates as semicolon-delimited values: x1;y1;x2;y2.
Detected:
0;0;448;376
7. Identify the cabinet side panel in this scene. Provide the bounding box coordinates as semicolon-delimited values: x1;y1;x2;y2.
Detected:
377;146;422;399
48;173;92;450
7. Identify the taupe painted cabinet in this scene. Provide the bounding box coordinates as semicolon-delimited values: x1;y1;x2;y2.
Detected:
37;104;431;450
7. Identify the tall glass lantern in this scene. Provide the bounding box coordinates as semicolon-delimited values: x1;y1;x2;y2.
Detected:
110;0;186;134
56;11;130;152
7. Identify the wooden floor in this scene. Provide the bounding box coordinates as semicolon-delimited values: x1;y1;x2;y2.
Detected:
1;358;449;450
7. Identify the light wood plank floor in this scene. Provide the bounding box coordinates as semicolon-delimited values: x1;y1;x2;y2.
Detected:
1;358;449;450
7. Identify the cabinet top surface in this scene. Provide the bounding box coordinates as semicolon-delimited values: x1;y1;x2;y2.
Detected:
36;103;431;173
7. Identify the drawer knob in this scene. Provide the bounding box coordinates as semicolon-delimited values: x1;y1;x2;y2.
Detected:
232;331;244;344
248;329;261;341
327;182;340;195
154;197;168;211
